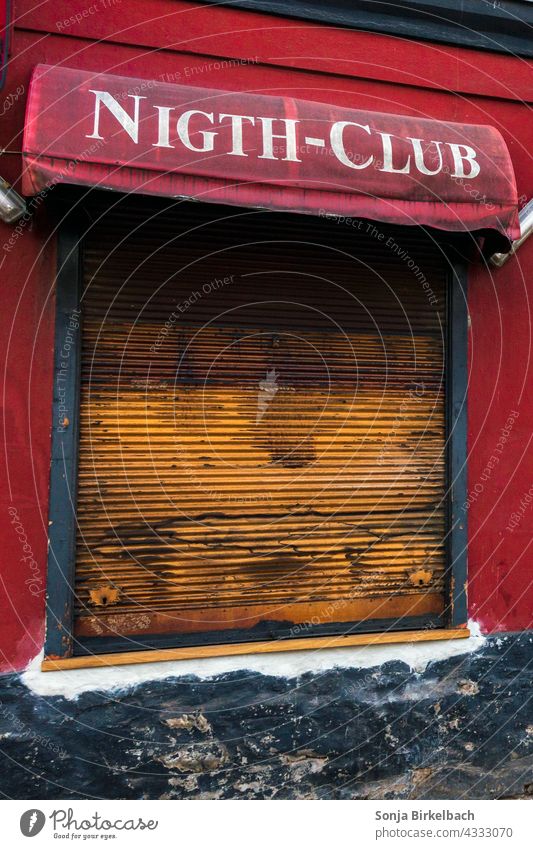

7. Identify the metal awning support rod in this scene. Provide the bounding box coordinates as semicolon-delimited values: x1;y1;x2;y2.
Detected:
490;198;533;267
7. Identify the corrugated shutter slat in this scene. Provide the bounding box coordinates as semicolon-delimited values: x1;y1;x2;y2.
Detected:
73;196;447;641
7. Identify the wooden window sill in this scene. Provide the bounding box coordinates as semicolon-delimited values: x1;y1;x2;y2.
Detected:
41;628;470;671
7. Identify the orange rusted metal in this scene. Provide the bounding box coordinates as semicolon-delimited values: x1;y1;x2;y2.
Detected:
74;195;447;639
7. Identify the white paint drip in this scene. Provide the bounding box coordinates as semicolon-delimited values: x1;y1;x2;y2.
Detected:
22;622;485;700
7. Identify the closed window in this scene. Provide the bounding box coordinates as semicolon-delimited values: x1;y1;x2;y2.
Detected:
45;191;468;664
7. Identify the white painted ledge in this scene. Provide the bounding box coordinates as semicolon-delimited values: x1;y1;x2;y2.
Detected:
22;621;485;699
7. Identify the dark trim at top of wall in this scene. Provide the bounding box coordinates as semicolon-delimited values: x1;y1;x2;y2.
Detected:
0;0;12;90
197;1;533;58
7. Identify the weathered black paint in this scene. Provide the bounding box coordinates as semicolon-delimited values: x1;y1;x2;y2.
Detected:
1;633;532;799
199;0;533;58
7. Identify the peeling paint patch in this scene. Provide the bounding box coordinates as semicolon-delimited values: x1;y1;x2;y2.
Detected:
280;750;327;780
164;713;211;734
457;679;480;696
157;742;228;773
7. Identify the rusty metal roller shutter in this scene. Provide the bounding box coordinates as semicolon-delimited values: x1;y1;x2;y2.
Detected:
74;194;448;647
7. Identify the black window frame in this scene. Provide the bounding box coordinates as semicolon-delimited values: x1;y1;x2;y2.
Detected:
43;196;468;661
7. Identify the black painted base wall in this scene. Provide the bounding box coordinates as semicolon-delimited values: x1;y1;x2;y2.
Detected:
1;633;532;799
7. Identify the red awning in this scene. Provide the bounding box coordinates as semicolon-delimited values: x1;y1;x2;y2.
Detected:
22;64;519;243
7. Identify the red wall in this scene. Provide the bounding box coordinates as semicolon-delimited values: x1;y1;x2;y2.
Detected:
1;0;531;672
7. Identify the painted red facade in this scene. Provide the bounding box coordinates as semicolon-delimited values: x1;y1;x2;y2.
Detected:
1;0;532;672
